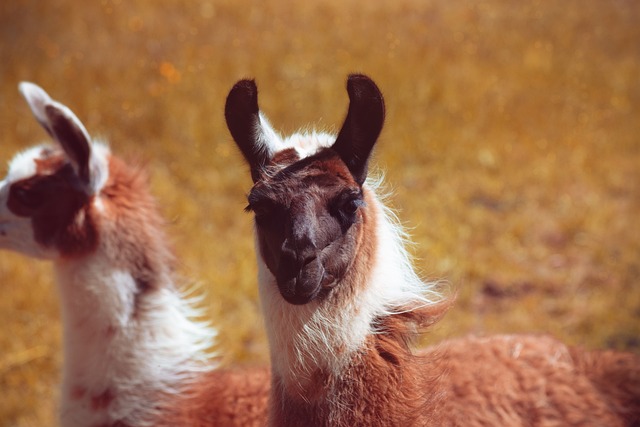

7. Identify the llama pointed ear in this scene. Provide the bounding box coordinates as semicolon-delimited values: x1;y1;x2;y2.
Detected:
225;79;280;182
18;82;56;138
332;74;385;186
19;82;101;191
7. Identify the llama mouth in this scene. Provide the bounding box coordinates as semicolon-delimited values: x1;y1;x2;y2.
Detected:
277;259;326;305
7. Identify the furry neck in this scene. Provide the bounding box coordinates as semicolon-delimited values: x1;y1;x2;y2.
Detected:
269;315;444;427
54;253;214;427
259;182;443;403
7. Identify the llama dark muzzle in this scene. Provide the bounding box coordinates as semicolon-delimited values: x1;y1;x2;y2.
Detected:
249;153;366;306
275;198;340;305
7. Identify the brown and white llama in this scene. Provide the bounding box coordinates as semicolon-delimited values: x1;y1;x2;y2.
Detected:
225;74;640;426
1;82;269;427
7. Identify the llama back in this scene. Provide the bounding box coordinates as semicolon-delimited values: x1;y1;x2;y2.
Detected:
569;346;640;425
423;334;640;426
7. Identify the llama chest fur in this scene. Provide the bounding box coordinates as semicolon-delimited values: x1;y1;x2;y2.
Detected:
270;334;443;427
55;257;213;427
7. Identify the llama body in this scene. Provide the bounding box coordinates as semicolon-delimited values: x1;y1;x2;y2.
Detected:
0;83;269;426
429;334;639;426
226;74;640;426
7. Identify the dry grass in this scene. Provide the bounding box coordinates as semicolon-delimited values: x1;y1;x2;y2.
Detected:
1;0;639;425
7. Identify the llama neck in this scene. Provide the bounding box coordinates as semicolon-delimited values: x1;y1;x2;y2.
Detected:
54;253;214;427
260;183;441;406
270;323;443;427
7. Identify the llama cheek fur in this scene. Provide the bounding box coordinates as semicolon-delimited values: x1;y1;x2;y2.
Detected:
33;205;99;257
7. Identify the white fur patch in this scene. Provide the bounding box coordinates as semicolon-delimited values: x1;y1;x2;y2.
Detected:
283;131;335;159
254;112;284;158
257;112;336;161
5;140;111;195
86;139;111;196
56;255;215;427
6;145;46;182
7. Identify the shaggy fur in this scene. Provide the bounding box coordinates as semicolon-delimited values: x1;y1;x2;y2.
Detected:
159;366;271;427
427;334;640;426
1;82;269;426
226;74;640;427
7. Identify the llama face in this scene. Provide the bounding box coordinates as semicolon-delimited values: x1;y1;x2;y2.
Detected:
0;145;98;259
246;149;366;304
0;147;53;258
226;74;385;305
0;83;109;259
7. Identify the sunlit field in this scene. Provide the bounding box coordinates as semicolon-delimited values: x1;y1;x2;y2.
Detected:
1;0;639;425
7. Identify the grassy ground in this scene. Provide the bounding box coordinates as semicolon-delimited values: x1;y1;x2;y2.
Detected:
0;0;639;425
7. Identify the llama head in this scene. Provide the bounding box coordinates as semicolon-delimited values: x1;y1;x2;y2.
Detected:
0;82;109;259
226;74;385;305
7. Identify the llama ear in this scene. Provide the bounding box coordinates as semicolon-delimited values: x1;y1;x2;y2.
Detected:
332;74;385;186
225;79;279;183
19;82;96;189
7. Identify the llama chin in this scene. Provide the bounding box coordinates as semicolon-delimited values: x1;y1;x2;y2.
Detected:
226;74;640;427
2;82;269;427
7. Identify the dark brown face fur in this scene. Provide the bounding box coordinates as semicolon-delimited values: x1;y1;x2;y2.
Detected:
247;149;366;305
7;150;98;257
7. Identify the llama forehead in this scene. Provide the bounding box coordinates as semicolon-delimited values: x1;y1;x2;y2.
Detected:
256;150;358;203
5;142;111;189
5;145;60;182
281;131;336;159
255;120;335;161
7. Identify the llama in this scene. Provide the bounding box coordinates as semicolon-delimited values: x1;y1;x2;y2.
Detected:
225;74;640;426
1;82;269;427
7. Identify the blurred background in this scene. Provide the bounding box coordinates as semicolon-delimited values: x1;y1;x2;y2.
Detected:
1;0;638;425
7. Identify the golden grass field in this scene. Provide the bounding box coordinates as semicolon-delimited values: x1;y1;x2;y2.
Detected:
1;0;639;425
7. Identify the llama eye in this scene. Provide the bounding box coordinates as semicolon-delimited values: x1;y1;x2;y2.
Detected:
342;198;364;215
12;187;43;210
335;193;365;223
246;199;279;226
252;204;272;219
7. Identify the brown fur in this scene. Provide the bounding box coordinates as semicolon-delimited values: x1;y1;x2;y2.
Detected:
99;156;176;308
273;305;640;427
271;305;452;427
159;366;270;427
425;334;640;426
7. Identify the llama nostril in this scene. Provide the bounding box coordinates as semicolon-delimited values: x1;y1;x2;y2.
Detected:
300;252;317;268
